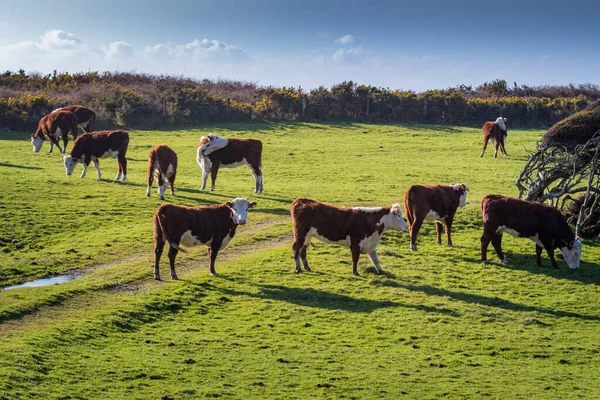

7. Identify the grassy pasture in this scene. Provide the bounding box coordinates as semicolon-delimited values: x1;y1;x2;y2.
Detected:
0;122;599;399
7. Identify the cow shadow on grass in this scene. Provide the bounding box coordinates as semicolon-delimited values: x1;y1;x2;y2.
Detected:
203;282;458;316
0;162;43;170
374;280;600;322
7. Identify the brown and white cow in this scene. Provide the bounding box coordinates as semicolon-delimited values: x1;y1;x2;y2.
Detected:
153;198;257;279
404;184;469;251
62;130;129;181
480;194;582;269
290;198;408;276
146;144;178;200
196;134;264;193
31;110;78;154
480;117;508;157
53;105;96;133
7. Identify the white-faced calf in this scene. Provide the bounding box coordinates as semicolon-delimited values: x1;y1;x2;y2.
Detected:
290;198;408;276
480;194;582;269
31;110;78;154
153;198;257;279
480;117;508;157
404;184;469;251
146;144;178;200
53;105;96;133
197;134;264;193
62;130;129;181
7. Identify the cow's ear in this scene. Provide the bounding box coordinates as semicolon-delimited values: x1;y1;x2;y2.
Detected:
225;202;232;208
392;207;398;215
249;201;257;208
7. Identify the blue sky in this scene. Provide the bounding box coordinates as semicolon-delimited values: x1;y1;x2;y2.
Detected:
0;0;598;91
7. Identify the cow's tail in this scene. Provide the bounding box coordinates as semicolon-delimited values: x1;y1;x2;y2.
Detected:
154;209;186;252
87;111;96;133
148;148;157;187
403;189;413;226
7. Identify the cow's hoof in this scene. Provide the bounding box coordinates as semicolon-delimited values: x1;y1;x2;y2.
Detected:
436;241;442;245
500;259;509;265
154;274;161;280
171;274;178;280
479;154;483;158
304;266;312;272
375;269;385;275
352;270;360;277
295;269;303;274
160;196;165;201
410;244;417;252
171;192;176;196
482;260;489;264
447;244;454;248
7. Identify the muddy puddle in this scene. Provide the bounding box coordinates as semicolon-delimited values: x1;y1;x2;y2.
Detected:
2;275;79;291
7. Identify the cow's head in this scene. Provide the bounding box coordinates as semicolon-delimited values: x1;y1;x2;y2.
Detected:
496;117;508;132
199;134;228;155
226;198;257;225
31;131;46;153
61;155;78;176
388;204;409;231
560;237;583;269
451;183;469;207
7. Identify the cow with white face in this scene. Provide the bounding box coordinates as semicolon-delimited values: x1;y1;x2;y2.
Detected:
153;198;257;278
31;110;79;154
290;198;409;276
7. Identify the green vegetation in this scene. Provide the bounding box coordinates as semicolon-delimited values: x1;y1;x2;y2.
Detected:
1;122;599;399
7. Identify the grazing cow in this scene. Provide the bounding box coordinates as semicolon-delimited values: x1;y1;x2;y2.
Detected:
146;144;178;200
62;130;129;181
404;184;469;251
53;105;96;133
197;134;264;193
480;194;582;269
290;198;408;276
480;117;508;157
31;110;78;154
153;198;257;279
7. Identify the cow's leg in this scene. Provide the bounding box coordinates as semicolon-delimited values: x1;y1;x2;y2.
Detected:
292;239;304;273
61;134;68;154
249;163;263;194
154;236;165;280
409;218;424;252
208;242;221;276
116;154;127;181
500;141;508;156
480;136;490;157
481;231;492;263
168;172;176;196
367;251;384;275
493;141;499;158
210;162;220;191
491;234;507;264
157;172;166;201
536;244;543;267
93;159;101;179
80;161;90;178
435;222;443;245
200;168;209;190
168;246;179;279
545;246;560;269
146;167;155;197
445;215;454;247
300;245;311;272
350;242;361;276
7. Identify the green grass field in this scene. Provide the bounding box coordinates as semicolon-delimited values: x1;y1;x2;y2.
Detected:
1;122;599;399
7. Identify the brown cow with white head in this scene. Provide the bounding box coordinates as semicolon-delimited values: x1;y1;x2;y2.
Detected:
480;194;582;269
31;110;78;154
146;144;178;200
480;117;508;157
404;184;469;252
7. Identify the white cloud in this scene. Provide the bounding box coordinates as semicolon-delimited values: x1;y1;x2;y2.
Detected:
332;47;365;64
39;30;81;51
103;41;133;59
335;34;356;45
145;44;170;57
174;39;248;63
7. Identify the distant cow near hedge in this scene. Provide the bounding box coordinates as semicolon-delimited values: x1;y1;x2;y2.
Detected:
480;194;582;269
146;144;178;200
196;134;264;193
403;184;469;251
31;110;78;154
290;198;408;276
62;130;129;181
480;117;508;158
53;105;96;133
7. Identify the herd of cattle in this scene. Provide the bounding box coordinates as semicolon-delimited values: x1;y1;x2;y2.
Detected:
30;107;583;279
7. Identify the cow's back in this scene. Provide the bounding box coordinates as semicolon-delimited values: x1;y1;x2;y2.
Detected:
212;138;262;164
405;184;457;217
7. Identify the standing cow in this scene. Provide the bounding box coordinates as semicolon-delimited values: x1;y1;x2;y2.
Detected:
53;105;96;133
146;144;178;200
290;198;408;276
480;117;508;157
31;110;79;154
480;194;582;269
62;130;129;181
153;198;257;278
404;184;469;251
197;134;264;193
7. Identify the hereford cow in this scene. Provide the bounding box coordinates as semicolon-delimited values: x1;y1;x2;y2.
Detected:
197;134;264;193
290;198;408;276
62;130;129;181
480;194;582;269
53;105;96;133
146;144;178;200
153;198;257;279
31;110;78;154
404;184;469;252
480;117;508;157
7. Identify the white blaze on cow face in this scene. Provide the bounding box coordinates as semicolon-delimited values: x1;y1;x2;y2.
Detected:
62;155;78;176
561;238;582;269
199;134;229;155
31;136;44;152
451;184;469;207
226;198;256;225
